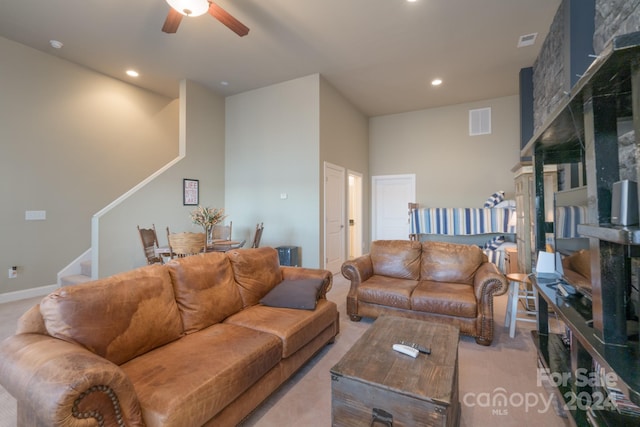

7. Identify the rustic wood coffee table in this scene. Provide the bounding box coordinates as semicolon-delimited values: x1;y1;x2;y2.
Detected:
331;316;460;427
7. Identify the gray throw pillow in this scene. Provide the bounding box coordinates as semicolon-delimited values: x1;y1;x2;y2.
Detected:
260;279;324;310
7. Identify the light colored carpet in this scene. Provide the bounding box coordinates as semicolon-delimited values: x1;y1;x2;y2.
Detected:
0;276;569;427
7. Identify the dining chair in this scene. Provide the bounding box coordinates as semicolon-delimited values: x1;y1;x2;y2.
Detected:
137;224;164;265
251;222;264;248
166;228;206;258
211;221;233;241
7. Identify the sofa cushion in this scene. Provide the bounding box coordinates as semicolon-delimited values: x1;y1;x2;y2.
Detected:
421;241;486;285
40;264;183;365
259;278;324;310
370;240;422;280
411;280;477;318
224;299;337;358
227;247;283;307
357;275;418;310
121;323;282;427
166;252;244;334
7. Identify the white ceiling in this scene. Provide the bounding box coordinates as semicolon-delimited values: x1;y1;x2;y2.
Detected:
0;0;562;117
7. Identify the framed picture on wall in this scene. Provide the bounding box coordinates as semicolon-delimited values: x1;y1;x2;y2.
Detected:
183;179;199;206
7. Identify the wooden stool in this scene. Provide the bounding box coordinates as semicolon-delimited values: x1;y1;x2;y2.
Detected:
504;273;537;338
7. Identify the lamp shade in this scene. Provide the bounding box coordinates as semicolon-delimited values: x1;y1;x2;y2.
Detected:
166;0;210;17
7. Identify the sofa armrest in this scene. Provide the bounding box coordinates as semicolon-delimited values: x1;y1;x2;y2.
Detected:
0;333;145;427
473;262;508;300
341;255;373;286
281;266;333;298
341;255;374;318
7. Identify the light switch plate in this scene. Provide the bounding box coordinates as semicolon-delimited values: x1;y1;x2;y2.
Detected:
25;210;46;220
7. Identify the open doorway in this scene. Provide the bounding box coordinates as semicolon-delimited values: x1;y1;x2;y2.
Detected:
348;171;363;259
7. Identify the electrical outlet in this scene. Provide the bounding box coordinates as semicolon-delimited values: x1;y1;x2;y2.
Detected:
8;267;17;279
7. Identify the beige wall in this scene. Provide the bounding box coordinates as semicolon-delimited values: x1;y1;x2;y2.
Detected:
95;80;225;278
1;33;515;296
0;36;178;294
225;75;321;267
319;77;370;255
369;96;520;207
225;74;369;268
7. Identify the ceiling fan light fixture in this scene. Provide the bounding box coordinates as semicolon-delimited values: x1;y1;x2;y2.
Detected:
166;0;210;17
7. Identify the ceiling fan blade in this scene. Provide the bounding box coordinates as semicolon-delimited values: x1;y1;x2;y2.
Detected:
208;2;250;37
162;8;183;34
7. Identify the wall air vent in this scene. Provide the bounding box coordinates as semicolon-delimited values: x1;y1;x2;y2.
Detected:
517;33;538;48
469;107;491;136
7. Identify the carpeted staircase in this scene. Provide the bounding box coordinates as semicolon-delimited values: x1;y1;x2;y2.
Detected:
59;260;92;286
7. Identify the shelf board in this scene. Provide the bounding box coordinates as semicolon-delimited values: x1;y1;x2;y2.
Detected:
577;224;640;245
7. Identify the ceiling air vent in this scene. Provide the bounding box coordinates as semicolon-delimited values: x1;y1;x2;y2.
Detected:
469;107;491;136
517;33;538;48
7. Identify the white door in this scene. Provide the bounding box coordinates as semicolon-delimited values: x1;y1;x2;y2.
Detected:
372;174;416;240
324;162;345;274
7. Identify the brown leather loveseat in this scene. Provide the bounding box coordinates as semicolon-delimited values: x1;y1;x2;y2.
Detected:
561;249;592;296
342;240;507;345
0;247;339;426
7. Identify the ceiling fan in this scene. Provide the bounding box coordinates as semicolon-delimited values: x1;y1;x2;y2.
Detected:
162;0;249;37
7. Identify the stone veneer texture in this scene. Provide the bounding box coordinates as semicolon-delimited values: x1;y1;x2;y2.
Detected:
533;0;640;132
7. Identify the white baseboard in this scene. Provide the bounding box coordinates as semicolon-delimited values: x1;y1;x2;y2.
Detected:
0;284;58;304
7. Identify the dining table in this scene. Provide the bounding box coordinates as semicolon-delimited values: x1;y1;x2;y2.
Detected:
154;239;245;259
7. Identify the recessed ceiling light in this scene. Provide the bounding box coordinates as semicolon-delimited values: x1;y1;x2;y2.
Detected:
49;40;63;49
431;79;442;86
220;81;229;86
517;33;538;48
407;0;418;3
126;70;139;77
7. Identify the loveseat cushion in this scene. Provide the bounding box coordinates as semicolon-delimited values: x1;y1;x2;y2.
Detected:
420;241;486;285
356;275;418;310
370;240;422;280
121;323;282;427
562;249;592;294
40;265;183;365
411;280;477;318
167;252;244;333
224;299;337;358
227;247;283;307
562;249;591;279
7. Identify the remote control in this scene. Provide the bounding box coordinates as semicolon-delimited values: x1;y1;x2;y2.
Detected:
392;343;419;358
400;341;431;354
557;282;577;297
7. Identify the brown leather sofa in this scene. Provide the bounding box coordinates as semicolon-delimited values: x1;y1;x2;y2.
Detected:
0;247;339;427
342;240;507;345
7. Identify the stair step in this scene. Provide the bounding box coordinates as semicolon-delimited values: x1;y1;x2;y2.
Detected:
60;274;92;286
80;260;92;277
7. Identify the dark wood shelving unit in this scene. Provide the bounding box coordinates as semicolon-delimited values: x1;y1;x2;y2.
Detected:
534;280;640;426
524;31;640;427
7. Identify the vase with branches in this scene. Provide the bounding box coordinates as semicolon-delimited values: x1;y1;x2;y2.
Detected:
190;206;226;245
